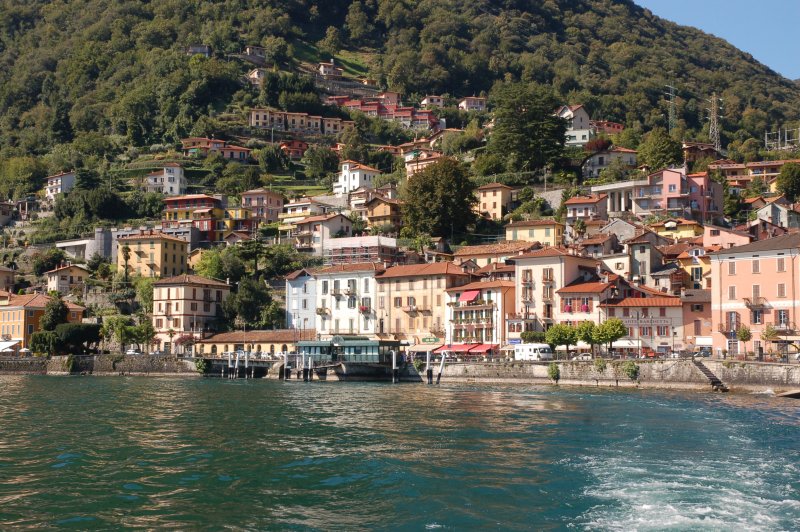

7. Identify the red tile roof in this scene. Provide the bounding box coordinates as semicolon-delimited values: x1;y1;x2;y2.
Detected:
556;280;612;294
607;297;681;307
154;274;230;287
564;194;607;205
445;280;515;292
315;262;386;274
453;241;538;256
376;262;470;279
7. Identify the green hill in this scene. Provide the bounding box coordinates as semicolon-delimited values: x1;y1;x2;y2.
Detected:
0;0;798;158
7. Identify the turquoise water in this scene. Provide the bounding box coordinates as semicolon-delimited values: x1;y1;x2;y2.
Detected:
0;377;798;530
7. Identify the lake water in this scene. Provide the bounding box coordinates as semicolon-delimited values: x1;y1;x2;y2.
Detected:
0;376;798;530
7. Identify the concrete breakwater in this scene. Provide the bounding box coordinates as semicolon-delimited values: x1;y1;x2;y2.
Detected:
1;356;800;393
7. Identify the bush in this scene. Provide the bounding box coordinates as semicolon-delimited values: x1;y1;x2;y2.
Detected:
621;361;639;381
412;358;425;372
593;358;607;373
547;361;560;382
195;358;209;374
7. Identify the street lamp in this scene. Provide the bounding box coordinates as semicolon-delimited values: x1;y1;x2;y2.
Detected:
635;311;642;359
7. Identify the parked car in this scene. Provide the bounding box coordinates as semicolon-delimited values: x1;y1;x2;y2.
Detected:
149;350;163;356
571;353;592;361
125;348;141;356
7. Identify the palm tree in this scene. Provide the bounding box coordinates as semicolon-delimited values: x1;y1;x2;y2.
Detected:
121;245;131;284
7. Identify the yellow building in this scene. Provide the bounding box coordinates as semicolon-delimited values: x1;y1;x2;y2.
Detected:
365;197;403;230
196;329;317;357
476;183;514;221
676;246;715;289
0;293;85;350
117;230;189;278
649;218;704;239
505;219;565;246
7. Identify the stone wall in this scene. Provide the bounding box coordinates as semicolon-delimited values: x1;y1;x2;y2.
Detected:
0;356;48;375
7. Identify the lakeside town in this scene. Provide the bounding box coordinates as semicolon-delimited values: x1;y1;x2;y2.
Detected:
0;52;799;368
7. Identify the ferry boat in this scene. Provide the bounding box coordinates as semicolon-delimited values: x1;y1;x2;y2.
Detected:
297;336;405;381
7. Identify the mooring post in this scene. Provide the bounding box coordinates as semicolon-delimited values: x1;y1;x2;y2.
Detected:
391;350;398;383
436;353;446;384
227;352;233;379
284;352;290;380
245;351;249;379
234;352;240;380
302;352;309;382
426;350;433;385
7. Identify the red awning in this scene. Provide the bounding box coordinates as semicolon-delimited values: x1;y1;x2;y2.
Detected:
458;290;480;302
434;344;478;353
469;344;499;354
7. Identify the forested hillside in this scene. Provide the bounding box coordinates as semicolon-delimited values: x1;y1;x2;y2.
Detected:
1;0;799;158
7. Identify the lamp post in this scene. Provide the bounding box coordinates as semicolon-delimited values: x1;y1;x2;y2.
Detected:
635;311;642;359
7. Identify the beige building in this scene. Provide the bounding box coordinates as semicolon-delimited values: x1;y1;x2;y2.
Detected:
117;230;189;278
196;329;317;357
374;262;475;352
476;183;513;221
0;266;15;292
505;219;565;246
45;264;91;295
454;241;539;268
152;274;231;353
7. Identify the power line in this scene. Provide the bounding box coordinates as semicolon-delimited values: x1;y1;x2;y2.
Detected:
664;84;677;134
706;92;723;153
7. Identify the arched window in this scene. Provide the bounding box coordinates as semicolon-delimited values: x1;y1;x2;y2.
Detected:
270;344;275;354
281;344;288;353
211;345;217;355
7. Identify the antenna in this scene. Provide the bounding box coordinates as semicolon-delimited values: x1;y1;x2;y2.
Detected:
664;84;677;134
706;92;724;153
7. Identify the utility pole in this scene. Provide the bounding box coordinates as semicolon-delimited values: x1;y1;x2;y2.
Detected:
706;92;723;153
664;84;677;135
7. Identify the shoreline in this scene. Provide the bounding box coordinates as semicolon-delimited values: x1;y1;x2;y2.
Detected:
1;356;799;396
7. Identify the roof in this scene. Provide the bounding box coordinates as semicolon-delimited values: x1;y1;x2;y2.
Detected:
515;246;573;259
153;274;230;287
506;219;564;228
341;160;381;173
475;262;516;274
650;263;682;276
314;262;385;275
610;146;637;154
477;182;513;191
164;194;218;202
453;241;537;257
200;329;317;344
297;213;348;225
707;232;800;256
607;297;681;307
117;231;188;244
3;293;85;311
376;262;470;279
445;280;515;292
681;289;711;303
649;218;700;228
564;194;607;205
556;280;612;294
44;264;92;275
658;242;693;257
285;268;312;281
579;234;614;246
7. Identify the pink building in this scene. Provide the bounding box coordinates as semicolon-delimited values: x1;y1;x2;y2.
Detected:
709;233;800;359
703;224;752;249
631;169;722;221
564;194;608;223
240;188;285;224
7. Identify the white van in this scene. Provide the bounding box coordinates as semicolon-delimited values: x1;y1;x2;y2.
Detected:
514;343;554;361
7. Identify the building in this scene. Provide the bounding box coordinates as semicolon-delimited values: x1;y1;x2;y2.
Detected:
318;60;344;79
240;188;285;224
196;329;317;357
676;245;713;290
162;194;223;243
564;194;608;223
458;97;486;112
246;68;268;86
285;269;317;332
708;159;800;189
703;224;752;249
116;230;189;278
709;233;800;358
181;138;251;161
278;197;332;236
365;197;403;231
45;264;91;295
186;44;212;57
555;104;594;148
601;296;684;356
294;213;352;255
682;141;720;165
0;266;14;292
0;201;15;227
505;219;565;247
421;95;444;108
314;263;385;338
681;289;712;354
0;293;84;349
45;171;76;201
56;226;200;262
454;241;540;268
279;140;309;159
333;160;382;196
404;150;444;178
649;218;704;239
755;201;800;229
444;279;515;354
375;262;474;351
590;120;624;135
322;235;401;266
475;183;513;221
582;147;638;179
140;164;186;195
152;274;231;353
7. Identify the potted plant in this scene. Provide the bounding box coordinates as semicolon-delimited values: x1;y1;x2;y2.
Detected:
359;305;369;313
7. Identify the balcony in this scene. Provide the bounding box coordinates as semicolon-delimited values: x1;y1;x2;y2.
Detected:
402;305;417;313
331;288;343;297
542;293;554;302
521;278;534;287
506;313;536;321
316;307;330;315
359;305;370;314
743;297;768;309
344;287;357;296
717;323;738;334
773;321;796;333
542;274;555;283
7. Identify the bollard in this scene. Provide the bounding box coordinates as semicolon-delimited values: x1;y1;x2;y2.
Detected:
426;350;433;385
391;350;398;383
436;354;446;384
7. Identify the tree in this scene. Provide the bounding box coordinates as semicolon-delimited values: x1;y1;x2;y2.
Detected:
30;331;59;355
121;245;131;283
737;325;752;359
776;162;800;202
194;246;245;285
637;127;682;171
31;248;66;276
133;276;155;313
487;82;566;173
301;145;339;180
761;324;779;356
595;318;628;356
402;158;476;238
224;277;271;328
132;321;156;352
573;219;587;240
345;1;374;44
576;321;598;358
317;26;342;58
54;323;101;354
545;324;578;358
520;331;546;343
40;298;68;331
256;145;289;173
259;36;288;64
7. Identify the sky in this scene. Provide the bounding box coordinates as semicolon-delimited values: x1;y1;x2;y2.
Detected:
635;0;800;80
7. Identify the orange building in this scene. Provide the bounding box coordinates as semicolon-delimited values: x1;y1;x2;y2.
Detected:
0;292;85;350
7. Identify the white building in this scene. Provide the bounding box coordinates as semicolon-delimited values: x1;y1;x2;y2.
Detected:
555;104;594;148
314;263;384;338
333;160;381;196
45;264;91;295
45;171;76;201
294;213;352;255
421;95;444;108
458;97;486;112
582;147;638;178
142;164;186;195
285;268;317;332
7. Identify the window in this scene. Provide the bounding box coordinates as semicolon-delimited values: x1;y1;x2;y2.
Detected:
728;286;736;300
322;281;329;295
642;308;649;318
778;310;789;326
657;325;669;336
691;304;704;312
608;308;616;317
728;262;736;275
623;308;630;317
752;259;760;274
694;320;702;335
640;326;651;336
752;285;760;298
393;297;402;308
710;229;720;236
752;310;763;324
668;184;676;192
778;283;786;298
659;308;666;317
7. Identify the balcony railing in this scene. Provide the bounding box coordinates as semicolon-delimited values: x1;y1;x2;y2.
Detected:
773;321;796;333
717;323;738;334
402;305;417;313
521;278;534;286
542;274;554;283
542;293;554;302
316;307;330;315
743;297;768;309
331;289;342;297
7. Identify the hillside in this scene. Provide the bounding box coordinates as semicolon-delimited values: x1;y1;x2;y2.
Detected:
0;0;799;158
